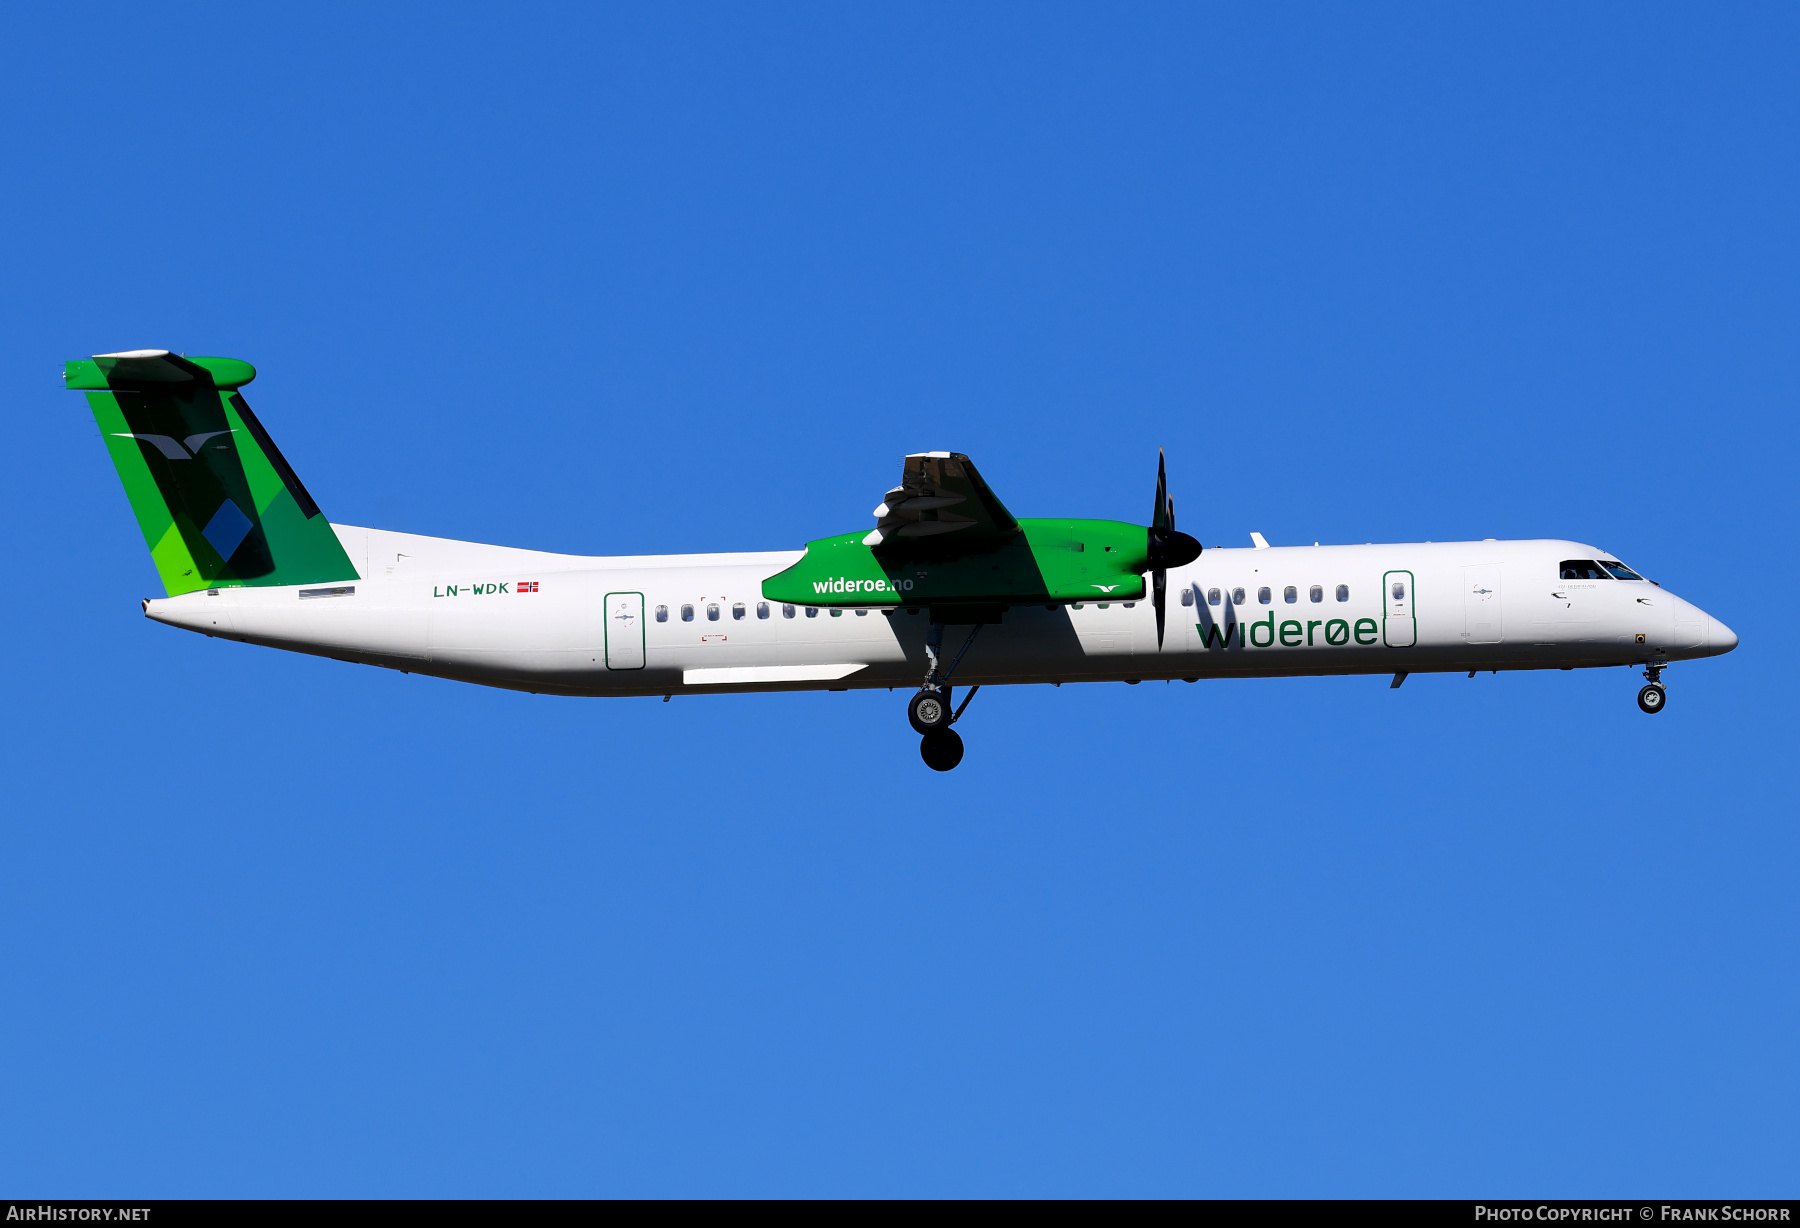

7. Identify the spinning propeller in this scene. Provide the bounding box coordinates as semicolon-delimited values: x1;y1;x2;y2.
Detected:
1147;449;1202;649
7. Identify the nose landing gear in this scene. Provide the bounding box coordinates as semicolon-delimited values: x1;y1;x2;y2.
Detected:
1637;661;1667;714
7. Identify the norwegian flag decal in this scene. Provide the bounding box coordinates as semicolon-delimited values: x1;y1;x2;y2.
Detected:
519;581;540;593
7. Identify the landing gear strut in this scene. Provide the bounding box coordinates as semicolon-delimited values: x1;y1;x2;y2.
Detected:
1637;661;1667;715
912;622;983;769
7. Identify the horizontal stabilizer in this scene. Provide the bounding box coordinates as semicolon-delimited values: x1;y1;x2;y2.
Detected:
65;350;256;390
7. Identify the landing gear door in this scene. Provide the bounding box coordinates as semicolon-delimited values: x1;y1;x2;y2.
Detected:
604;591;646;670
1383;570;1416;648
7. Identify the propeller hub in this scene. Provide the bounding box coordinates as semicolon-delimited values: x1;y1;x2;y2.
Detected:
1147;528;1201;570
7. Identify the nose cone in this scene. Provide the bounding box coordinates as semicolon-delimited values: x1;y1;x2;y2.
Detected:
1708;615;1739;655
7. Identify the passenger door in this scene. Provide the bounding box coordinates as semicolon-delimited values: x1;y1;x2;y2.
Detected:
1382;571;1415;648
603;591;645;670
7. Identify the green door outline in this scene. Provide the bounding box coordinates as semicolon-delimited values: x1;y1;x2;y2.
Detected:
604;590;646;670
1382;570;1416;648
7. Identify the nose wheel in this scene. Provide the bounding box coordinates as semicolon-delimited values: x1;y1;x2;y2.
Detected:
1637;662;1667;714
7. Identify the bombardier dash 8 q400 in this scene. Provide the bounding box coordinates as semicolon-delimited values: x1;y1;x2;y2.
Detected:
73;350;1738;770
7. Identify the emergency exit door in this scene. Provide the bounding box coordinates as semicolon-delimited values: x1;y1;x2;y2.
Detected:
1383;571;1416;648
604;591;645;670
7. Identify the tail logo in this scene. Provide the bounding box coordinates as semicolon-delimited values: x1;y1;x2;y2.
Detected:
111;430;236;460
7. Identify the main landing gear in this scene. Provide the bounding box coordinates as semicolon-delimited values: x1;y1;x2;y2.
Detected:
1637;661;1667;715
911;622;983;771
920;726;965;772
907;689;950;734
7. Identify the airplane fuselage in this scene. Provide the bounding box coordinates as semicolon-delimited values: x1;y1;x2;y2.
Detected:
144;525;1736;696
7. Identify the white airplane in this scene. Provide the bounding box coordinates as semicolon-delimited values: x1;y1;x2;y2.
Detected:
72;350;1738;770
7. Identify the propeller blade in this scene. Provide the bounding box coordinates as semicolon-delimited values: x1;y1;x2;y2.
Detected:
1153;566;1167;649
1152;449;1169;532
1145;453;1200;649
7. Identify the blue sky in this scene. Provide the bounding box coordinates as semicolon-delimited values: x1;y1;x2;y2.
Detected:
1;3;1794;1197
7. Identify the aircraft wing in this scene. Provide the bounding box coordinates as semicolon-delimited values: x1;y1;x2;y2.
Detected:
862;452;1020;550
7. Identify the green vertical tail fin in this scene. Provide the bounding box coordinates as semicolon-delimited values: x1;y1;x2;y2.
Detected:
66;350;359;596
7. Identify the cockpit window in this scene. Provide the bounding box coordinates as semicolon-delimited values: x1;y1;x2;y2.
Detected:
1597;559;1643;581
1559;560;1611;580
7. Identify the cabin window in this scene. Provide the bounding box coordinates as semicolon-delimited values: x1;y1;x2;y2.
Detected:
1232;587;1245;605
830;609;842;617
1284;585;1297;603
1559;560;1611;580
655;604;668;622
1391;580;1405;601
732;602;745;620
782;604;795;618
757;602;770;619
1257;587;1271;604
855;609;868;616
805;607;818;618
680;604;694;622
1336;584;1349;602
1598;560;1643;581
1309;585;1323;603
1180;588;1194;607
707;603;720;621
1208;588;1221;606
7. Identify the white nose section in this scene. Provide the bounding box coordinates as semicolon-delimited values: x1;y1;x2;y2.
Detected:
1707;615;1739;655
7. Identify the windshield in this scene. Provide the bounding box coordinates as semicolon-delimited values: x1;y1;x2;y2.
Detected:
1560;560;1611;580
1597;559;1643;581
